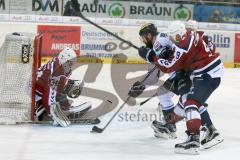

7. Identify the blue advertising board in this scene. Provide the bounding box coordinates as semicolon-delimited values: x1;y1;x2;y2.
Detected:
194;5;240;24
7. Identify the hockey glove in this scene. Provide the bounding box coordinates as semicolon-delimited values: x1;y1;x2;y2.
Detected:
158;46;174;59
128;81;145;98
64;79;84;98
138;46;156;63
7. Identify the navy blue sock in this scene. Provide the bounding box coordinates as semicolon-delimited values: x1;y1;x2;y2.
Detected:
200;110;213;127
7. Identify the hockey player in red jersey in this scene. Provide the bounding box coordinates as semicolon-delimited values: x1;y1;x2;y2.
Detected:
35;47;91;127
185;20;216;55
137;21;224;154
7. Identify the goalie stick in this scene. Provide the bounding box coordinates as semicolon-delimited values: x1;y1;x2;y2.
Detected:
91;96;131;133
0;118;100;125
1;99;113;126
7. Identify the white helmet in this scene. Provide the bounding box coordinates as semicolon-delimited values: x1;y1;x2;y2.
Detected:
58;47;77;74
58;47;77;65
167;21;186;42
185;20;198;31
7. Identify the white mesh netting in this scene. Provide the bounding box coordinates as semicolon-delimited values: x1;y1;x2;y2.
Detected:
0;33;36;124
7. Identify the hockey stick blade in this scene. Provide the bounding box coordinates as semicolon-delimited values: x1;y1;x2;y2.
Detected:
72;118;101;125
90;96;130;133
139;99;150;106
91;126;103;133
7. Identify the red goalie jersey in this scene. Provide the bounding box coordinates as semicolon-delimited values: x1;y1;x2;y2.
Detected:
35;57;70;112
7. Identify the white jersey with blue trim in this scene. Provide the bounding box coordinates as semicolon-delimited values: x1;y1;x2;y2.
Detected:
152;32;173;56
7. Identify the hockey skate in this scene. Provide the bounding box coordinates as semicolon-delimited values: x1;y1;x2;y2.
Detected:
151;120;177;139
200;125;224;149
175;131;200;155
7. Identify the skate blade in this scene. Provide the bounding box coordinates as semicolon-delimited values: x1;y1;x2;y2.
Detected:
202;136;224;149
174;147;200;155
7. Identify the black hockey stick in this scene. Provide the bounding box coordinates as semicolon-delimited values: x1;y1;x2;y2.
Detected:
71;2;139;50
139;93;157;106
91;96;131;133
0;118;100;125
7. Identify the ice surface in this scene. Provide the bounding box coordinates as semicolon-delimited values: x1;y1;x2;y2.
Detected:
0;65;239;160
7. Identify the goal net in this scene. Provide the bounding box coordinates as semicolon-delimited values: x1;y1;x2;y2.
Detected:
0;32;42;124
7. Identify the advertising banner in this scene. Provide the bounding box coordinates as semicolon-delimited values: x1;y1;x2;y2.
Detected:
204;30;235;63
194;5;240;24
37;25;81;56
32;0;62;16
0;0;61;16
234;33;240;63
128;2;193;21
80;25;144;63
63;0;193;21
9;0;32;15
62;0;131;18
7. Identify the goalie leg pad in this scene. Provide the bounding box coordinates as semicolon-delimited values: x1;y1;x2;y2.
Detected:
34;104;46;121
63;101;92;115
50;103;71;127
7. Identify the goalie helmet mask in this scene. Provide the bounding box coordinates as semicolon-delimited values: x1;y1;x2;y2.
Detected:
58;47;77;75
168;21;186;43
139;23;158;48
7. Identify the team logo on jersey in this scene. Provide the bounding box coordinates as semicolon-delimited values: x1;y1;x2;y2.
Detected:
154;41;162;51
173;5;191;21
108;3;125;18
21;44;30;63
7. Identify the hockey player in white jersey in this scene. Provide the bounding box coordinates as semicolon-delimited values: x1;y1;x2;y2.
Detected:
35;47;92;127
129;23;189;139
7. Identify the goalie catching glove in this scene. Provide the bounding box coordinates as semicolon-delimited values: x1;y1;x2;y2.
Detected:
64;79;84;98
128;81;145;98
